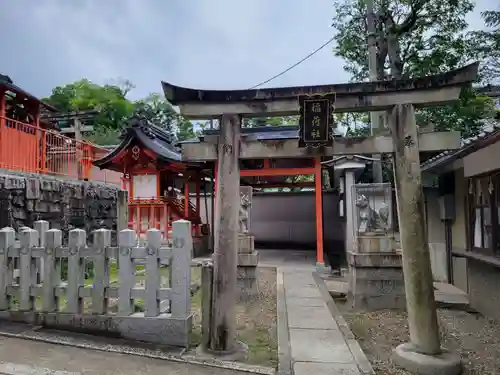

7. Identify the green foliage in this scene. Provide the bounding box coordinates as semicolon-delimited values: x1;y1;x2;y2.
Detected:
468;10;500;83
417;87;496;138
132;93;196;141
43;80;198;144
60;259;94;281
42;79;135;131
331;0;495;137
133;93;177;134
332;0;475;80
244;116;299;127
85;127;122;146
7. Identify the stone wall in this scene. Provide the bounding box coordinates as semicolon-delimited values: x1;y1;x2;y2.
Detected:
0;171;122;244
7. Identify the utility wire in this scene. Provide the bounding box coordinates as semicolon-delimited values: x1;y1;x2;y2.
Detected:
249;35;336;89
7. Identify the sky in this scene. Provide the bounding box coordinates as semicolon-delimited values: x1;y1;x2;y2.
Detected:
0;0;493;101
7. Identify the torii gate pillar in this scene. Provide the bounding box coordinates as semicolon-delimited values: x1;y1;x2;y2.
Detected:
208;114;247;357
390;104;461;375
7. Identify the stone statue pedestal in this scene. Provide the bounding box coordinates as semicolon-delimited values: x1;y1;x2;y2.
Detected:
237;234;259;302
347;235;405;310
356;232;394;253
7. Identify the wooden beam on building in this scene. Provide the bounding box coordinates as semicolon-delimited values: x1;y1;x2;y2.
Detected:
180;131;461;161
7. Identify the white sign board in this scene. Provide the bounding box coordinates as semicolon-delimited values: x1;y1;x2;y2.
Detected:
132;174;157;199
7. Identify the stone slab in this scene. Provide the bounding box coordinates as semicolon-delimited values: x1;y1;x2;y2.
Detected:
283;273;316;287
289;328;353;363
287;306;338;330
324;280;349;295
433;282;469;307
276;271;292;375
312;272;376;375
285;297;326;307
294;362;360;375
285;286;322;299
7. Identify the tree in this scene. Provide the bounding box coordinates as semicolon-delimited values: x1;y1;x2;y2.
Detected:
44;79;198;144
469;10;500;83
244;116;299;127
331;0;495;137
133;93;178;134
132;93;196;141
42;79;135;131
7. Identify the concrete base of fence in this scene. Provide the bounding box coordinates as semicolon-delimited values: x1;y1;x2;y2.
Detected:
0;311;193;348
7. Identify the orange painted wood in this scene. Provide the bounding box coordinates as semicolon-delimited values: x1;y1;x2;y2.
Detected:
0;93;4;165
0;119;39;173
195;173;201;233
184;179;189;218
156;171;161;198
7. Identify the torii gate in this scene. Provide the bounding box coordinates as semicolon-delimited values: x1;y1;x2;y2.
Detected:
162;62;478;371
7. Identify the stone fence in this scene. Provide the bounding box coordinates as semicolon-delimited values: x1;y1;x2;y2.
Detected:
0;220;193;347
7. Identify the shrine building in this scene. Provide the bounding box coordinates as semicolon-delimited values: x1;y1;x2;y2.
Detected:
92;115;211;255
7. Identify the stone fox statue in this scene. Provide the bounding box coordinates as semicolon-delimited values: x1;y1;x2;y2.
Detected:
355;194;390;233
239;193;251;234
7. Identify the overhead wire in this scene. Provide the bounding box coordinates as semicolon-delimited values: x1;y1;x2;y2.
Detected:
249;35;336;89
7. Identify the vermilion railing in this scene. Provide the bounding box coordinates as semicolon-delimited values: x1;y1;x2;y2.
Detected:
0;116;122;185
128;197;201;239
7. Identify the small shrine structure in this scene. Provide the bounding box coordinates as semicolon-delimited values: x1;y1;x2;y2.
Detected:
92;115;210;254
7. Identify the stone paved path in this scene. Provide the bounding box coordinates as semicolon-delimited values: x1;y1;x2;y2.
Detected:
279;267;371;375
0;336;247;375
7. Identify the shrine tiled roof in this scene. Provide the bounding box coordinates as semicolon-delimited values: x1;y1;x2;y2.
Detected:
93;115;200;170
178;125;343;144
421;120;500;171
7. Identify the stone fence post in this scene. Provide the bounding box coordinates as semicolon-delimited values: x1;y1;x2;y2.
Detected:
170;220;192;319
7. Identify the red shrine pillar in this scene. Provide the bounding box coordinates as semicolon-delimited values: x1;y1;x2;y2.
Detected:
314;157;324;266
0;90;5;168
184;177;189;219
195;172;201;235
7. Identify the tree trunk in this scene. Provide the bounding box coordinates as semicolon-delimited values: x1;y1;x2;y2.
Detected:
367;0;384;183
389;104;441;355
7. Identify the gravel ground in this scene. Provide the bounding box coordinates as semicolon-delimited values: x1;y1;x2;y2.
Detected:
336;298;500;375
190;267;278;368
